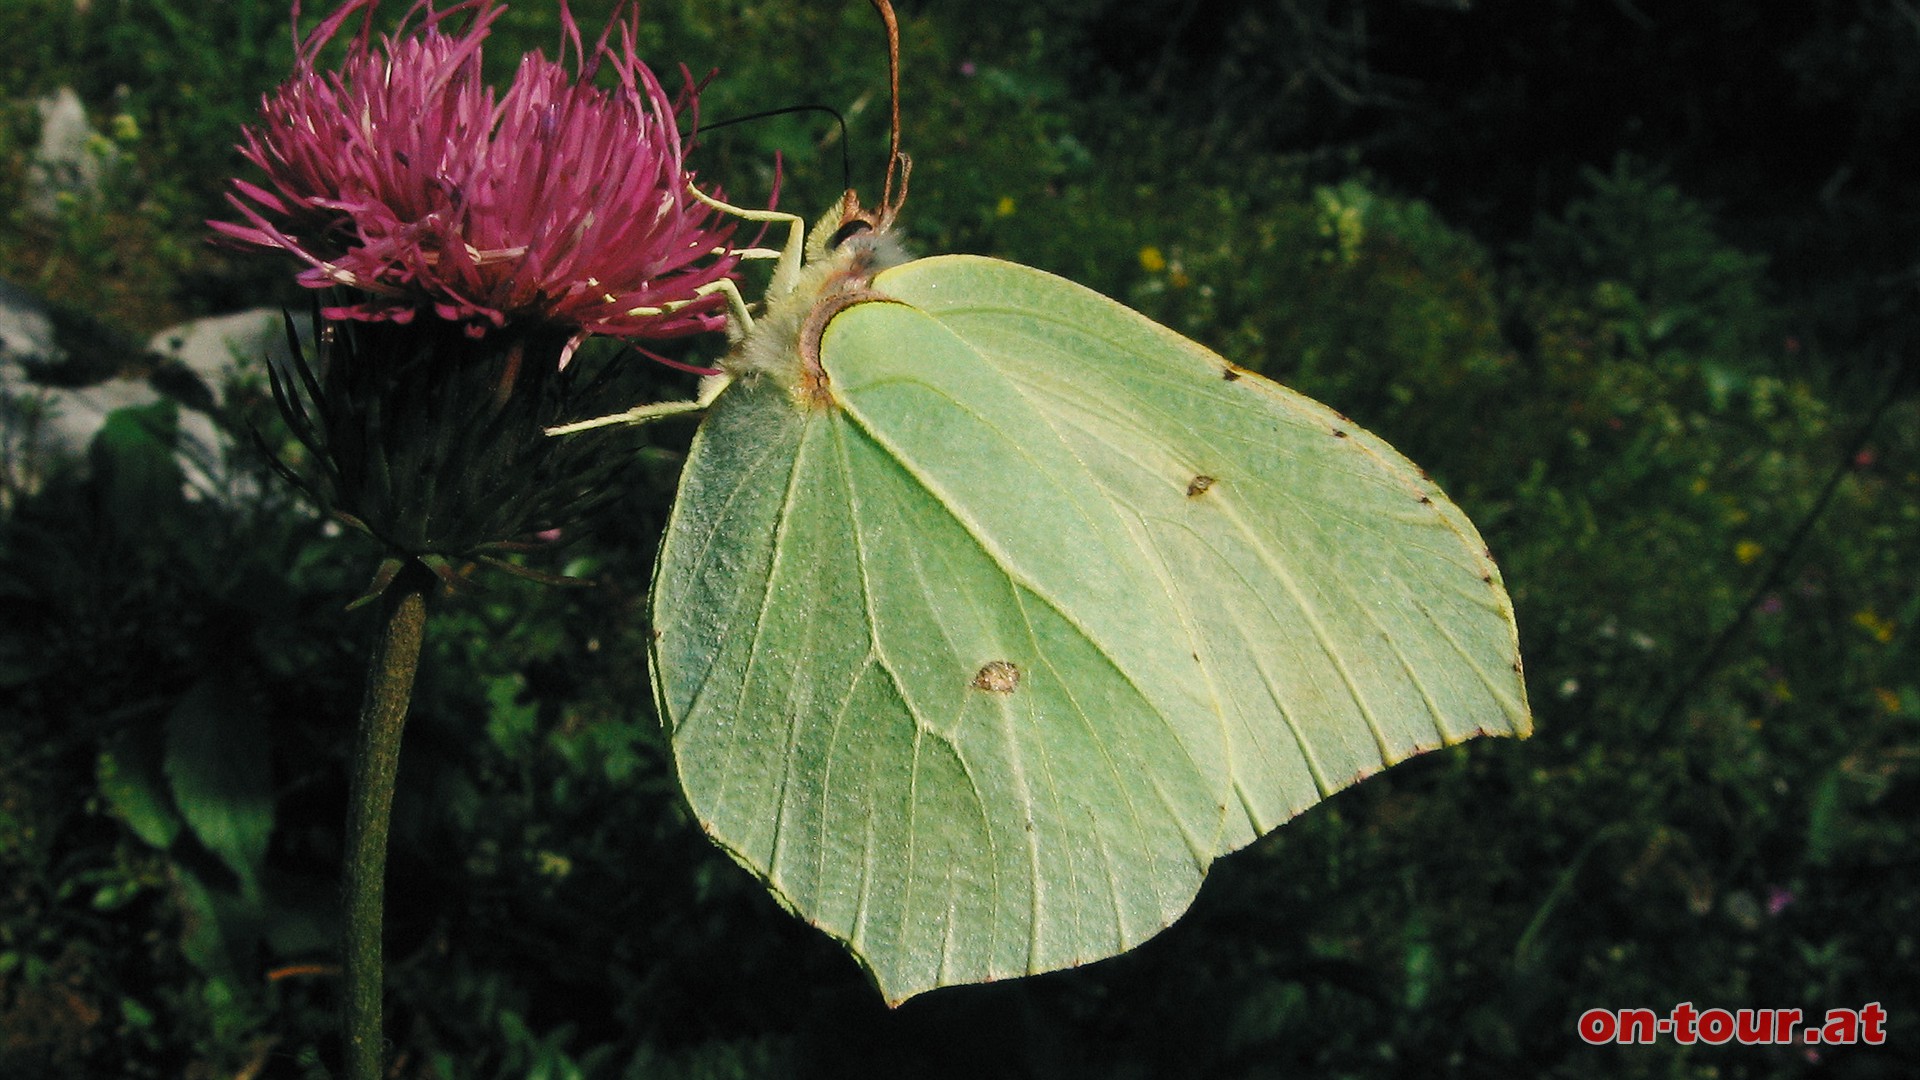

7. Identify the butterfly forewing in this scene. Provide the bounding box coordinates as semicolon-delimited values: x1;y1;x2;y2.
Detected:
652;252;1530;1004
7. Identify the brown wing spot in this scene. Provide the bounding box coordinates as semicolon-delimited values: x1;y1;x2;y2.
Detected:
1222;366;1243;381
1332;428;1349;439
972;660;1020;694
1418;494;1433;505
1186;474;1217;497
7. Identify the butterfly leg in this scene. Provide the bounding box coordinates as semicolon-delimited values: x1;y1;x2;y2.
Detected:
625;277;754;338
547;186;798;438
543;370;735;437
687;185;807;307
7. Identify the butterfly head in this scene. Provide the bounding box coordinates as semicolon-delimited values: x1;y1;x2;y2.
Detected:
804;152;913;272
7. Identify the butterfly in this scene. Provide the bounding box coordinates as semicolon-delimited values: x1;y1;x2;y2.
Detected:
554;0;1530;1004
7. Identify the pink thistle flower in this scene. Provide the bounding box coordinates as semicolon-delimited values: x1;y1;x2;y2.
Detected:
213;0;740;356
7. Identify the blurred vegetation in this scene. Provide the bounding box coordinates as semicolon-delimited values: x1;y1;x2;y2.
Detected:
2;1;1916;1077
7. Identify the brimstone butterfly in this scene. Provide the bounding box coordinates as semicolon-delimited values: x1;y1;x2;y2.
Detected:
554;1;1531;1005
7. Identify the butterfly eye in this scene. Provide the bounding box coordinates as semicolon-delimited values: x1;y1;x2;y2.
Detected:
829;219;874;250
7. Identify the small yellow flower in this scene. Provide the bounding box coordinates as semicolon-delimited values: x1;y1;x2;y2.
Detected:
1873;687;1903;714
1771;679;1794;703
995;195;1016;218
1138;245;1166;273
1852;609;1897;643
1691;477;1710;495
1734;540;1763;565
1169;269;1191;290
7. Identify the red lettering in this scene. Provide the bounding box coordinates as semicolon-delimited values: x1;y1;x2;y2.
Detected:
1575;1003;1883;1046
1670;1002;1698;1044
1862;1002;1886;1045
1578;1009;1615;1045
1617;1008;1658;1044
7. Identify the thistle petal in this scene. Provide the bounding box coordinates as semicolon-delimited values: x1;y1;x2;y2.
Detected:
214;0;743;353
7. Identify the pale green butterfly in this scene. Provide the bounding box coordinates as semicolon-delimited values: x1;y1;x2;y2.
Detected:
552;0;1531;1005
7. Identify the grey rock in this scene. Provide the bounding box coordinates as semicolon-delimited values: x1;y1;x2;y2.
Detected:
4;375;227;501
0;279;57;364
148;307;311;388
33;377;172;460
2;287;308;503
27;87;113;218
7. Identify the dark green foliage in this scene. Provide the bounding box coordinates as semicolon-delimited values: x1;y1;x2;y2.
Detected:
1;401;361;1076
0;0;306;325
3;1;1916;1077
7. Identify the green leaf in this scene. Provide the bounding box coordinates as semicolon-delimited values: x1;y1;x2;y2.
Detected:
170;868;232;975
98;727;182;850
485;672;540;758
89;402;185;535
164;674;273;895
654;254;1530;1004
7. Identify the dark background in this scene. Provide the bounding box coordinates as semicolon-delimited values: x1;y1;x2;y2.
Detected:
2;1;1915;1076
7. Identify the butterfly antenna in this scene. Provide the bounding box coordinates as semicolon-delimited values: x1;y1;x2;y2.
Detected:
869;0;905;215
693;103;854;190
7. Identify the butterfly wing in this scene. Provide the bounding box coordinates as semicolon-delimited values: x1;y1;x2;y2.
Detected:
651;253;1529;1004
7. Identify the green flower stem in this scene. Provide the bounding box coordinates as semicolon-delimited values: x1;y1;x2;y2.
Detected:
342;560;434;1080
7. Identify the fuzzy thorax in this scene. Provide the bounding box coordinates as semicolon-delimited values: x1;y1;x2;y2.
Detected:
724;200;913;406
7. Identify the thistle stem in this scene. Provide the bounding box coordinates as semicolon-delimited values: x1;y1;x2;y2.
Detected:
342;560;434;1080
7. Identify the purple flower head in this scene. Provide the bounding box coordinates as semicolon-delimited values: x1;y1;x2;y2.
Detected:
213;0;740;353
